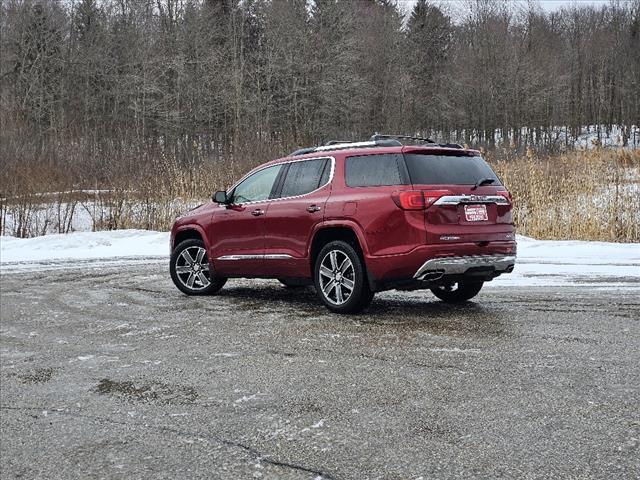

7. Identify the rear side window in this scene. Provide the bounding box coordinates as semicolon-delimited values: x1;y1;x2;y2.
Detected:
404;154;501;185
280;158;330;197
345;154;404;187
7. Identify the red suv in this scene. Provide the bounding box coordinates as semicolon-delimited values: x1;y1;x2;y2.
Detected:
170;135;516;313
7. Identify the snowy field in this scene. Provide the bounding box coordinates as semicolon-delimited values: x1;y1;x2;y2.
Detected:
1;230;638;289
429;124;640;150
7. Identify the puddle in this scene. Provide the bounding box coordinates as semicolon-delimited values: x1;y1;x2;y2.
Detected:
13;367;55;384
94;378;198;405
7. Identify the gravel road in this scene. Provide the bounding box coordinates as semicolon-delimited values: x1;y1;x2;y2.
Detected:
1;262;639;479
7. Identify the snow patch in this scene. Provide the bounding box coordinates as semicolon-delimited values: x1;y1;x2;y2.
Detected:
488;235;640;288
0;230;168;265
429;347;482;353
234;393;262;404
1;229;638;288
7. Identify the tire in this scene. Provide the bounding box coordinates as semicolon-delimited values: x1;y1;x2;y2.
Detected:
430;281;484;303
278;278;308;288
170;239;227;295
314;240;373;314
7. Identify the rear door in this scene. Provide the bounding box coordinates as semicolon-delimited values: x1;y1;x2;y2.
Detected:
262;157;332;277
402;151;514;245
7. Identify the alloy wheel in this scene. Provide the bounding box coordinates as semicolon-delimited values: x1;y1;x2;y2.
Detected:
318;249;355;306
174;246;211;291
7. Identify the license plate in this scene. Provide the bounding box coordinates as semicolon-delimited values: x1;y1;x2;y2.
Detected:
464;204;488;222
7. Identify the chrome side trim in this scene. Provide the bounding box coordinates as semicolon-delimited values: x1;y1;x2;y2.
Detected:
217;255;263;261
414;255;516;280
216;254;294;261
434;195;509;206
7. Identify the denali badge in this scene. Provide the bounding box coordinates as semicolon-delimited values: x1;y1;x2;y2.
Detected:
440;235;461;241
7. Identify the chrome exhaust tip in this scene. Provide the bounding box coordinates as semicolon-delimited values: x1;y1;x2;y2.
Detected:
418;271;445;282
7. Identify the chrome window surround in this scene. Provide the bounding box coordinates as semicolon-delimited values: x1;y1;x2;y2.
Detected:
224;157;335;207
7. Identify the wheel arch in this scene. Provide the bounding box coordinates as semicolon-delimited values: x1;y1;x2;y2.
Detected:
308;222;369;277
173;225;209;252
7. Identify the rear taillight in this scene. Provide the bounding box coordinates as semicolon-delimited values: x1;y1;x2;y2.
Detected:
496;190;512;203
393;191;424;210
393;190;451;210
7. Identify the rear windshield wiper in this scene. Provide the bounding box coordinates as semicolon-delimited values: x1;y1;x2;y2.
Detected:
471;178;495;190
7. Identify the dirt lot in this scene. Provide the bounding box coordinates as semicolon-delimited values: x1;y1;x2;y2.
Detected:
1;262;639;479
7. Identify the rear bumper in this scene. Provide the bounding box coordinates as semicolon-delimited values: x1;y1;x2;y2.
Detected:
365;241;516;290
413;254;516;281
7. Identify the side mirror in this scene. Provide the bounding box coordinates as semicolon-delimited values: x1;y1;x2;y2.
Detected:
213;191;229;204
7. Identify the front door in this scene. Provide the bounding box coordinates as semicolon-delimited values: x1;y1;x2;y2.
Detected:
210;164;284;277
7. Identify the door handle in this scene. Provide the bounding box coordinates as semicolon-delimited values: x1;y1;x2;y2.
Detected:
306;205;321;213
251;209;265;216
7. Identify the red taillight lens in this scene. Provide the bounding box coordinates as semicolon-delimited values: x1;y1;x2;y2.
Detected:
393;191;425;210
393;190;451;210
497;190;512;202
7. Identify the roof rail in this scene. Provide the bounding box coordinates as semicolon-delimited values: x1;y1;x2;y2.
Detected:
314;140;378;151
371;134;464;149
288;138;401;156
288;147;317;156
370;133;436;144
287;133;464;157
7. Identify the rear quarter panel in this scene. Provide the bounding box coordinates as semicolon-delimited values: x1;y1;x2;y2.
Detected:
323;154;425;256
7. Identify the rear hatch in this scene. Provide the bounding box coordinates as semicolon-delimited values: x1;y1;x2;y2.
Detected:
401;149;514;245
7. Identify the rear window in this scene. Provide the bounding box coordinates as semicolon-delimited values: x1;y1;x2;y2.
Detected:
403;154;501;185
345;154;404;187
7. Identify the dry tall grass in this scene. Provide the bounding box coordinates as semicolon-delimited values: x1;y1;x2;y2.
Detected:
0;153;240;237
1;148;639;242
490;148;640;242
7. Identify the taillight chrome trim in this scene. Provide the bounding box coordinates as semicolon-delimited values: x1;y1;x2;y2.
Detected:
433;195;510;206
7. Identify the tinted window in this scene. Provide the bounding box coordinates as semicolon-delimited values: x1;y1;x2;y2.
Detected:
404;154;501;185
345;154;403;187
280;158;329;197
318;160;331;187
232;164;282;203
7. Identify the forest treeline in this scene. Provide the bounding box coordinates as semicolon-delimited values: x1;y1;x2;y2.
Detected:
1;0;639;192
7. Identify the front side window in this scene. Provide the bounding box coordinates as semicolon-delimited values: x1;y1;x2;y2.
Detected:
345;154;404;187
280;158;330;197
232;164;282;204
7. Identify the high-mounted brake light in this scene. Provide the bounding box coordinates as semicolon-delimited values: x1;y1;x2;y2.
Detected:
393;190;452;210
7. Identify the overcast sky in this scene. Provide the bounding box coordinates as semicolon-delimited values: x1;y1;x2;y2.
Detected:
537;0;610;12
397;0;613;16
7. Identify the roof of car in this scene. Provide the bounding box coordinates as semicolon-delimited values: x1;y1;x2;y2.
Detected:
232;143;483;190
264;144;481;167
